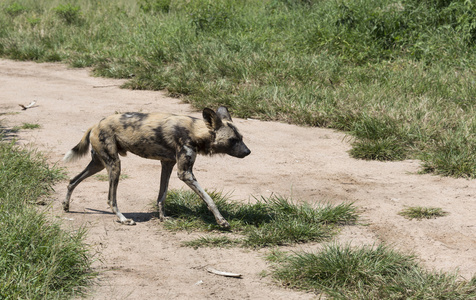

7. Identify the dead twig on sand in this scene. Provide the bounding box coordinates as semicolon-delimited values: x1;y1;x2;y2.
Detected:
19;101;37;110
206;268;242;278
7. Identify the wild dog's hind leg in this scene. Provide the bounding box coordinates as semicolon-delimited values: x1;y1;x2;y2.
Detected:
157;161;175;221
63;150;105;211
177;146;230;228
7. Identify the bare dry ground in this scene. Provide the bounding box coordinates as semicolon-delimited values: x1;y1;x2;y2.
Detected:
1;59;476;299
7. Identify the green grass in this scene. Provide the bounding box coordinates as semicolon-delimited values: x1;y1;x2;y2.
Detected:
0;139;94;299
399;206;448;220
268;244;476;299
161;189;358;248
12;122;41;131
20;122;40;129
2;0;476;176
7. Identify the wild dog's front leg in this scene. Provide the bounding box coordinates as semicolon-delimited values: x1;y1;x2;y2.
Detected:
176;146;230;228
157;161;175;221
106;159;135;225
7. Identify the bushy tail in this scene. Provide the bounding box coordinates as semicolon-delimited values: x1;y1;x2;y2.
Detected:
63;126;94;163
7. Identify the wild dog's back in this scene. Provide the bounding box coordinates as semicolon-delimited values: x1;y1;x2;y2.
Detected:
90;112;213;161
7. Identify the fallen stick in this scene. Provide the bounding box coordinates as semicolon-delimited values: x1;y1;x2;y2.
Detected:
19;101;37;110
206;267;242;278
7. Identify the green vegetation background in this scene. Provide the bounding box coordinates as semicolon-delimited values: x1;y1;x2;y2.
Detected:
2;0;476;177
0;142;93;299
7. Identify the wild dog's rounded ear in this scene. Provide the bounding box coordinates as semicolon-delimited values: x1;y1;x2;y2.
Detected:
216;106;232;122
203;107;223;130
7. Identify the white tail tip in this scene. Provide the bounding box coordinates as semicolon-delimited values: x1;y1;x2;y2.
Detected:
63;150;78;163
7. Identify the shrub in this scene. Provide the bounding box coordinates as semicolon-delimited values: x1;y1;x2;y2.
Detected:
54;4;82;25
4;2;27;17
139;0;171;14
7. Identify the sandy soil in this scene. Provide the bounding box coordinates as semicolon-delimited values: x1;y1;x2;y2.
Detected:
1;59;476;299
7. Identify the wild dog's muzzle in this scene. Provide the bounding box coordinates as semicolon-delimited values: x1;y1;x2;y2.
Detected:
229;141;251;158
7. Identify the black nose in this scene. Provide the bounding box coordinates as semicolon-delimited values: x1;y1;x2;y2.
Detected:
239;146;251;158
230;142;251;158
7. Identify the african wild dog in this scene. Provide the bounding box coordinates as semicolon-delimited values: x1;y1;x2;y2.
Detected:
63;106;250;228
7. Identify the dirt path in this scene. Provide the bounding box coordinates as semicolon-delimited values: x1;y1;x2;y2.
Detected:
1;59;476;299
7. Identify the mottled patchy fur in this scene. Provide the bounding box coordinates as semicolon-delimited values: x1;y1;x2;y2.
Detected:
63;107;250;227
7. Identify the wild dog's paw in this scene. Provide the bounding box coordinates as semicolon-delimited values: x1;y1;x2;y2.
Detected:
218;219;230;228
121;219;136;225
62;202;70;212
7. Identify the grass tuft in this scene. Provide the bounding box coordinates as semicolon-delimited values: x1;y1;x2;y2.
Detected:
269;244;476;298
20;122;40;129
54;4;83;25
399;206;448;220
5;2;27;17
161;189;358;248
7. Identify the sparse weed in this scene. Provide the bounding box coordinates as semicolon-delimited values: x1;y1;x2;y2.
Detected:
20;122;40;129
12;123;40;132
399;206;448;220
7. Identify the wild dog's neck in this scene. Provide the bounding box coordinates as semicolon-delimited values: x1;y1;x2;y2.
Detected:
190;119;216;155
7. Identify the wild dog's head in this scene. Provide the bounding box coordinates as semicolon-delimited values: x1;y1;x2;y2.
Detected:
203;106;251;158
